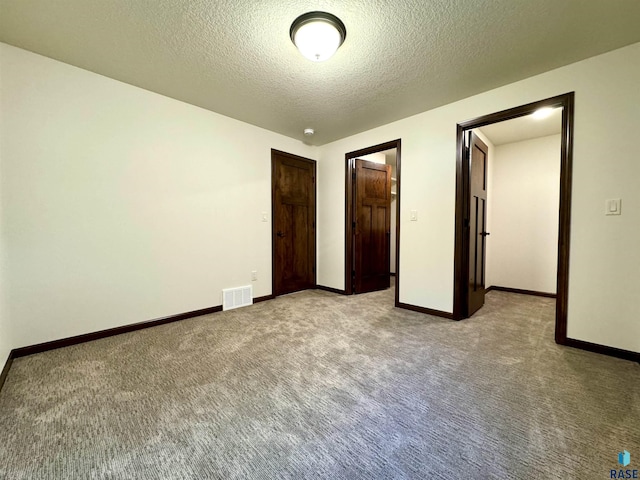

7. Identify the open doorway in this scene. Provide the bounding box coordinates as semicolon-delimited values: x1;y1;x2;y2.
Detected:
345;139;401;305
477;109;562;305
453;93;574;347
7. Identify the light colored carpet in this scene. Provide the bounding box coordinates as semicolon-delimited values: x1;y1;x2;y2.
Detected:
0;287;638;479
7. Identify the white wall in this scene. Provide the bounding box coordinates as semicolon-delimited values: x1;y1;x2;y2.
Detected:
2;41;639;356
0;66;11;364
485;135;560;293
0;43;316;349
357;152;386;164
317;42;640;353
0;240;8;368
388;153;398;274
390;196;397;274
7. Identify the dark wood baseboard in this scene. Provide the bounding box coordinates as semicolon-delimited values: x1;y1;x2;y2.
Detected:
12;305;223;359
253;295;275;303
315;285;347;295
485;285;556;299
562;338;640;363
396;302;455;320
3;293;635;398
0;351;14;393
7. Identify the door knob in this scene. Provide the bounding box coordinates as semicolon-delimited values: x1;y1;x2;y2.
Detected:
277;231;285;238
480;232;490;237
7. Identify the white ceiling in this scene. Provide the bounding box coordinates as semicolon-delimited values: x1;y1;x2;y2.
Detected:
1;0;639;145
478;108;562;146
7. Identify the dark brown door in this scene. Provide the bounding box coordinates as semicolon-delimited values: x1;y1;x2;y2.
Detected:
354;159;392;293
272;150;316;296
468;132;489;315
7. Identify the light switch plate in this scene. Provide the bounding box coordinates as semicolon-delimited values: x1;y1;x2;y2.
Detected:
410;210;418;221
261;212;268;222
605;199;621;216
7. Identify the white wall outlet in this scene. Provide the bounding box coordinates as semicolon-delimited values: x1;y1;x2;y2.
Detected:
410;210;418;221
605;199;621;216
261;212;268;222
251;270;257;281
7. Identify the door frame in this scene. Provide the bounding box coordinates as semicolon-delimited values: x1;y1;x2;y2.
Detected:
452;92;574;346
345;139;401;305
271;149;317;297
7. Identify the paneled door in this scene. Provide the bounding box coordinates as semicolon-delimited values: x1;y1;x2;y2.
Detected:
272;150;316;296
467;132;489;316
353;159;392;293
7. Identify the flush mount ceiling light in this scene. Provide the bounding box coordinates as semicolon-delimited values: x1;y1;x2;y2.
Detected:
531;107;556;119
290;11;347;62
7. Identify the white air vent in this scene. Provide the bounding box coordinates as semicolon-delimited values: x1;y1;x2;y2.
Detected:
222;285;253;311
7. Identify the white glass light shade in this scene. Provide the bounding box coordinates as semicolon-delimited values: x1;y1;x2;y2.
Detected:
294;21;342;61
290;12;346;62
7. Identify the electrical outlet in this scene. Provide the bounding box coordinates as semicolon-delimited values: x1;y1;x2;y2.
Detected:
251;270;257;281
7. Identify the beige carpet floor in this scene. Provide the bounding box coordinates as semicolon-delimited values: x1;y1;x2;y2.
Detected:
0;287;638;479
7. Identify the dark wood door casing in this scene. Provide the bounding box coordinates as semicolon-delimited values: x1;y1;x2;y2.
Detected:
271;150;316;296
354;159;392;293
345;139;401;304
467;132;488;316
453;93;574;348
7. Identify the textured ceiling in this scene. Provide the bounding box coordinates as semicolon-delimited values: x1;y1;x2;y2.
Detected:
1;0;639;145
478;108;562;146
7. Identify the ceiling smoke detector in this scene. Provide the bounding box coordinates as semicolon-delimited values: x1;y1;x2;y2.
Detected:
304;128;315;136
